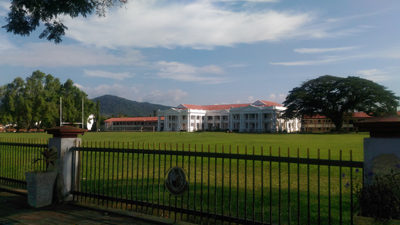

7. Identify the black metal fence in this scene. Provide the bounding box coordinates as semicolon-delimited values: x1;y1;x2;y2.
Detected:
71;141;364;225
0;138;47;189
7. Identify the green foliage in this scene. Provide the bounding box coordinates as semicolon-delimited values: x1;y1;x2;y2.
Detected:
283;75;400;132
2;0;127;44
93;95;170;117
355;169;400;223
0;70;94;130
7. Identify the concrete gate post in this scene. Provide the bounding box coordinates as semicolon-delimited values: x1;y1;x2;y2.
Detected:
45;125;88;203
354;114;400;185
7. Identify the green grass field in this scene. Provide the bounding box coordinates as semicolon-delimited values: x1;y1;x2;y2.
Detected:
0;131;368;224
1;131;368;161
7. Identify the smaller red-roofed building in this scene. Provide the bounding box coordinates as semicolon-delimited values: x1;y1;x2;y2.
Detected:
104;117;164;132
302;112;373;132
157;100;300;132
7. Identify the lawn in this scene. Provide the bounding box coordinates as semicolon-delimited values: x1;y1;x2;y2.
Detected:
1;131;368;161
0;131;367;224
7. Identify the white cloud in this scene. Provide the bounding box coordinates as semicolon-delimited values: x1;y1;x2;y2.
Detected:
141;89;188;105
83;70;133;80
356;69;391;82
65;0;312;49
75;83;186;105
156;61;227;84
268;93;286;103
270;57;343;66
0;42;145;67
294;46;357;54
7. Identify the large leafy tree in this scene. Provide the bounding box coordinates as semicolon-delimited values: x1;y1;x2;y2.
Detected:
60;79;95;126
2;0;127;44
282;75;400;132
0;71;95;130
0;77;29;131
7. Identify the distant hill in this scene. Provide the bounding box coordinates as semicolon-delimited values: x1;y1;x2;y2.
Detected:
92;95;171;117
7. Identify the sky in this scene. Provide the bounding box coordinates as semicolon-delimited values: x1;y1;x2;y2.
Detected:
0;0;399;107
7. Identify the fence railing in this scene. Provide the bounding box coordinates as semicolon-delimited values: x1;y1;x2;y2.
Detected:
0;138;48;189
71;141;363;225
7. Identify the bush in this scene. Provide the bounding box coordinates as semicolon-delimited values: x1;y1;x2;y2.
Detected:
355;169;400;223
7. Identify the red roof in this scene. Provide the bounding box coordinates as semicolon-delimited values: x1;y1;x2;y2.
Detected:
259;100;283;107
105;117;163;122
176;100;282;110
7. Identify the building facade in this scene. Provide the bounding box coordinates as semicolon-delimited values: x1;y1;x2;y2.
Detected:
104;117;163;131
157;100;300;133
301;112;372;132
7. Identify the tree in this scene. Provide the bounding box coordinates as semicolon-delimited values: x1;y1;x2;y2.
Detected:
60;79;95;127
2;0;127;44
0;71;94;130
282;75;400;132
0;77;29;131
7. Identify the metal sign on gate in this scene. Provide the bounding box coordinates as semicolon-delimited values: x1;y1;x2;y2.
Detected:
164;167;189;196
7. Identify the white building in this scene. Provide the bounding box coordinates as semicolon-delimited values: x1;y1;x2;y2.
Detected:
157;100;300;133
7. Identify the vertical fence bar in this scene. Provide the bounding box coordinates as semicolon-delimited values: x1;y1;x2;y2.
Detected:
288;147;291;225
194;144;197;223
297;148;300;225
350;150;353;225
278;147;281;225
340;150;343;224
269;146;272;224
158;143;161;216
215;145;218;222
307;148;310;225
245;146;247;222
187;144;191;222
318;149;321;224
237;146;240;223
328;149;331;225
201;144;204;223
222;145;225;220
252;146;255;223
131;143;135;210
181;143;184;221
229;145;232;225
207;145;211;223
147;143;151;212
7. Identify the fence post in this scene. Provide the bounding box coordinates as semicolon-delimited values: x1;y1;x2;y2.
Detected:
354;114;400;184
45;125;88;203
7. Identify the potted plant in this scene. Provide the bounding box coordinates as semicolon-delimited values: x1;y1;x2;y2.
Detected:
353;168;400;225
25;146;58;208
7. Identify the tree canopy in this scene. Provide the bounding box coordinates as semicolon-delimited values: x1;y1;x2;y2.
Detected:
282;75;400;132
0;70;95;131
2;0;127;44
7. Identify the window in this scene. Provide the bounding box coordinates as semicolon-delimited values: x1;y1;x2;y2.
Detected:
182;115;186;120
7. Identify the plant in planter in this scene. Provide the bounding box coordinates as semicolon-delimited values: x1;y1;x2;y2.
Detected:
352;167;400;225
25;146;58;208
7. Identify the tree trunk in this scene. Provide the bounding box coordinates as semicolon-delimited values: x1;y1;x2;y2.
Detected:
331;118;343;132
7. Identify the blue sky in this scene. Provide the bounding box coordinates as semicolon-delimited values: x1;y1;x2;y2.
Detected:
1;0;399;107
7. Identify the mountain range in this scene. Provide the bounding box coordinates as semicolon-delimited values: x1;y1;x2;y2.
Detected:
92;95;171;117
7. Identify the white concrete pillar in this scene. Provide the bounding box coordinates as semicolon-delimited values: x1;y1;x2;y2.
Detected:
355;115;400;186
45;125;87;203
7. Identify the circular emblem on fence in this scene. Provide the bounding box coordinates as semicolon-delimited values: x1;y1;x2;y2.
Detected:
164;167;189;196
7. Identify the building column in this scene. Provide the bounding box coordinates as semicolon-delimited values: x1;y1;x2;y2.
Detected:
157;116;161;131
